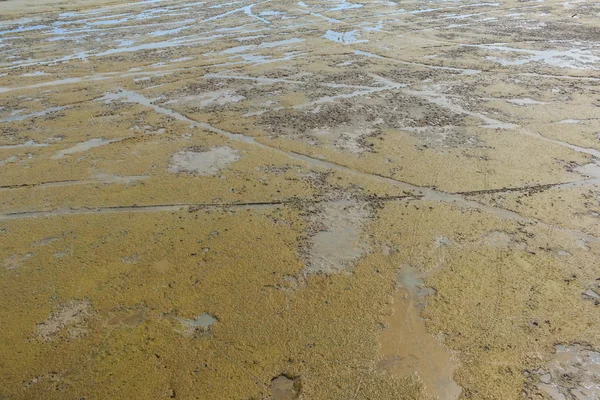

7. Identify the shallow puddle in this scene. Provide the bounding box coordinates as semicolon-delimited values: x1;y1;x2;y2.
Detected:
378;265;461;400
176;313;217;336
270;375;299;400
306;199;369;274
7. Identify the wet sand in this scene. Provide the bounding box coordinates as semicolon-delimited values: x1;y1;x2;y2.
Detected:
1;0;600;399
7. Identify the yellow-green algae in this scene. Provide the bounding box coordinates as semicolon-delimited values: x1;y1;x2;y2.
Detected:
0;208;424;399
372;201;600;398
2;0;600;398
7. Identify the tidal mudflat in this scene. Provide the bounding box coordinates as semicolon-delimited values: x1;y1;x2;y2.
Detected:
1;0;600;398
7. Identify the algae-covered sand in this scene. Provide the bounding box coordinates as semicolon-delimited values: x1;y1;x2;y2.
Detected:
1;0;600;399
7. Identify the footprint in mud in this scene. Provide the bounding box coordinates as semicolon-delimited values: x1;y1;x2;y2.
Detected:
168;146;240;176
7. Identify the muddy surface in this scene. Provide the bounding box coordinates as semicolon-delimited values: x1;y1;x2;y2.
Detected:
378;264;461;400
167;146;240;176
1;0;600;399
36;300;92;342
526;345;600;399
271;375;301;400
304;199;370;274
